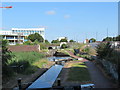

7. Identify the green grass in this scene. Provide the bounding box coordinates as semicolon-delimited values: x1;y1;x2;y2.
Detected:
33;58;48;68
9;51;45;64
78;54;93;61
67;62;91;82
7;51;46;75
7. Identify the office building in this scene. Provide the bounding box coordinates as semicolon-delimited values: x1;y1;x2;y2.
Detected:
0;28;45;45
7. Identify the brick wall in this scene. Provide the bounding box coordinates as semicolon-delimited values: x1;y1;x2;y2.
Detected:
8;45;40;52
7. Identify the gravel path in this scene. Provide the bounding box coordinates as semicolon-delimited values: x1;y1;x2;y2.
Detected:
85;61;115;88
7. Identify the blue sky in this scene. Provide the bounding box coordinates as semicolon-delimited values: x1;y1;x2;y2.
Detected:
1;2;118;42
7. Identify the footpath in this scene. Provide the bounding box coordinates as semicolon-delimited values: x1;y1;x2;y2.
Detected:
67;51;115;88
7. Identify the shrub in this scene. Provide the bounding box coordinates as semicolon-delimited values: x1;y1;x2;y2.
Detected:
23;40;33;45
39;43;47;50
81;46;96;55
61;44;68;49
96;42;113;59
96;42;118;64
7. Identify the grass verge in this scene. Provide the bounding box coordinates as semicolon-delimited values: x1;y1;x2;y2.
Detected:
33;58;49;68
7;51;47;75
67;62;91;82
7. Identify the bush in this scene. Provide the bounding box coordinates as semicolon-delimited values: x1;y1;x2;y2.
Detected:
81;46;96;55
61;44;68;49
39;43;47;50
23;40;33;45
96;42;113;59
96;42;118;64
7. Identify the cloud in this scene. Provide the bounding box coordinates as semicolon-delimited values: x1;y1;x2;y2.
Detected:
45;10;56;15
64;14;71;19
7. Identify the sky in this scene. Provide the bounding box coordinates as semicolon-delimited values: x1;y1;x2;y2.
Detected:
1;2;118;42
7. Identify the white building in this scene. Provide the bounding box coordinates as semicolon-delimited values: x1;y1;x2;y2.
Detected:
0;28;45;45
12;28;45;39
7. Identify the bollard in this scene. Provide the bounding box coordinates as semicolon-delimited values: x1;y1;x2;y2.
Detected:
57;78;61;86
55;62;57;64
18;78;22;90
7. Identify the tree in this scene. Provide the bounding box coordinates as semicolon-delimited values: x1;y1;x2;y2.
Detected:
51;40;59;43
89;38;96;43
69;40;75;42
45;40;49;43
2;40;13;77
102;37;113;41
61;44;68;49
28;33;44;42
115;35;120;41
60;39;68;42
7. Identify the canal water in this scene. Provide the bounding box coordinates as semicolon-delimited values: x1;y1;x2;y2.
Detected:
47;56;71;61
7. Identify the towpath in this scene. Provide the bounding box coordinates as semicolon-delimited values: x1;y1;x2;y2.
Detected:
67;51;115;88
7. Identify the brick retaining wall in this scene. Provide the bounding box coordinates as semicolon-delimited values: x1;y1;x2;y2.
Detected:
8;45;40;52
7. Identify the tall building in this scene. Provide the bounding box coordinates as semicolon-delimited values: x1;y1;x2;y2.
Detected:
12;28;45;38
0;28;45;45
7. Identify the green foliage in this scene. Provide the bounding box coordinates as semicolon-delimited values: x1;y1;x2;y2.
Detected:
28;33;44;42
81;46;96;55
8;52;45;74
96;42;118;64
82;47;90;53
39;43;47;49
23;40;33;45
102;35;120;41
115;35;120;41
89;38;96;43
69;40;75;42
2;40;12;65
105;50;120;64
51;40;60;43
67;62;91;82
68;42;85;49
2;40;14;77
96;42;113;59
103;37;113;41
60;38;68;42
61;44;68;49
33;39;39;45
45;39;49;43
